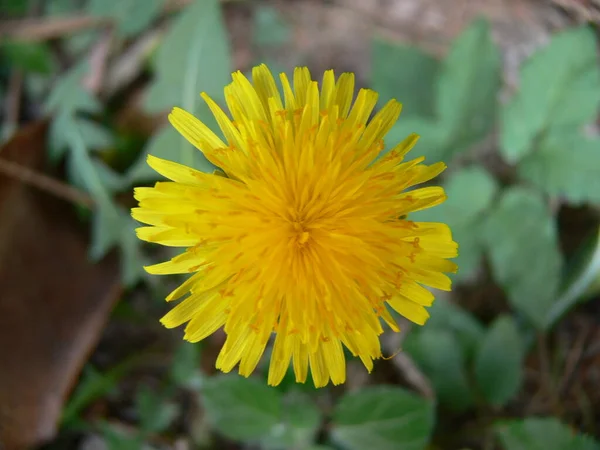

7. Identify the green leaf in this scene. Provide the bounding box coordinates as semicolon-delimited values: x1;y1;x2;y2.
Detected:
435;18;501;159
101;424;145;450
331;386;434;450
262;390;322;450
136;386;178;434
127;125;215;183
145;0;231;112
88;0;165;37
1;40;55;74
45;62;101;115
371;39;439;118
118;214;146;287
501;26;600;163
518;132;600;205
482;187;563;330
201;375;283;441
495;418;600;450
383;117;450;162
404;328;473;412
474;315;524;407
253;5;291;47
170;341;203;389
426;298;485;358
412;166;498;280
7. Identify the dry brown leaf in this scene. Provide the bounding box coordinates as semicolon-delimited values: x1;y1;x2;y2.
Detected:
0;121;121;450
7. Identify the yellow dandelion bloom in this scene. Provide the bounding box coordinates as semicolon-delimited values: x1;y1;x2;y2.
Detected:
132;64;458;388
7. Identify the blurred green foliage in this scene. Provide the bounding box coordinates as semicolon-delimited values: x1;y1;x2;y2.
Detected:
2;0;600;449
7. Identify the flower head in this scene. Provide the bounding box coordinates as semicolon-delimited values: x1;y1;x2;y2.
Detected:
132;64;457;387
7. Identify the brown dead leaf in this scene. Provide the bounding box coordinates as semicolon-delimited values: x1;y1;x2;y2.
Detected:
0;121;121;450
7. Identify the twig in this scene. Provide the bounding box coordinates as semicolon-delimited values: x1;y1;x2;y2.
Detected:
0;16;110;41
82;28;113;96
558;323;591;395
0;157;94;208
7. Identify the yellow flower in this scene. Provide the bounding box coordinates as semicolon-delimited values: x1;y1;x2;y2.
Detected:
132;64;457;388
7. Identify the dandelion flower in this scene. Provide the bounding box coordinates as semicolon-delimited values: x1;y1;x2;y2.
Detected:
132;64;458;388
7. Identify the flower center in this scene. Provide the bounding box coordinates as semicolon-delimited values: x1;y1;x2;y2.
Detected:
292;221;311;246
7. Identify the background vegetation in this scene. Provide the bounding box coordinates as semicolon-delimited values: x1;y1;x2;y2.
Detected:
0;0;599;449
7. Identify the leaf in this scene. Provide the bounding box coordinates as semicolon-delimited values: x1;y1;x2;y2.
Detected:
0;121;121;448
518;132;600;205
474;315;524;407
495;418;600;450
262;390;322;450
371;39;440;118
1;40;55;74
482;187;563;330
331;386;434;450
88;0;166;37
170;341;203;389
45;62;101;115
501;26;600;163
404;329;473;412
412;166;498;280
383;117;450;162
127;125;215;183
435;18;501;159
426;298;485;358
253;5;291;47
145;0;231;112
118;214;147;287
201;375;283;441
136;386;178;434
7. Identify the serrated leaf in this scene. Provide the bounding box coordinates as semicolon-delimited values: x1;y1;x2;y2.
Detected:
411;166;498;280
518;132;600;205
331;386;434;450
201;375;282;441
371;39;439;118
170;341;202;389
1;40;55;74
136;386;178;434
88;0;165;37
127;125;214;183
482;187;563;330
495;418;600;450
262;391;322;450
145;0;231;113
118;214;146;287
404;328;473;412
45;62;101;115
474;315;524;407
501;27;600;163
426;298;485;358
383;117;450;162
436;19;501;159
253;5;290;47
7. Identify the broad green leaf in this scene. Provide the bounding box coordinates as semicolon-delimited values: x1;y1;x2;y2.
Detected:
118;215;146;287
1;0;30;16
101;424;145;450
170;341;203;389
482;187;563;330
145;0;231;112
127;125;214;183
414;166;498;226
426;298;485;358
1;40;55;74
88;0;165;37
412;166;498;280
474;315;524;407
371;39;439;118
501;27;600;163
331;386;434;450
383;117;450;162
436;19;501;159
262;391;322;450
518;132;600;205
136;386;178;434
202;375;282;441
253;5;291;47
495;418;599;450
404;328;473;412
